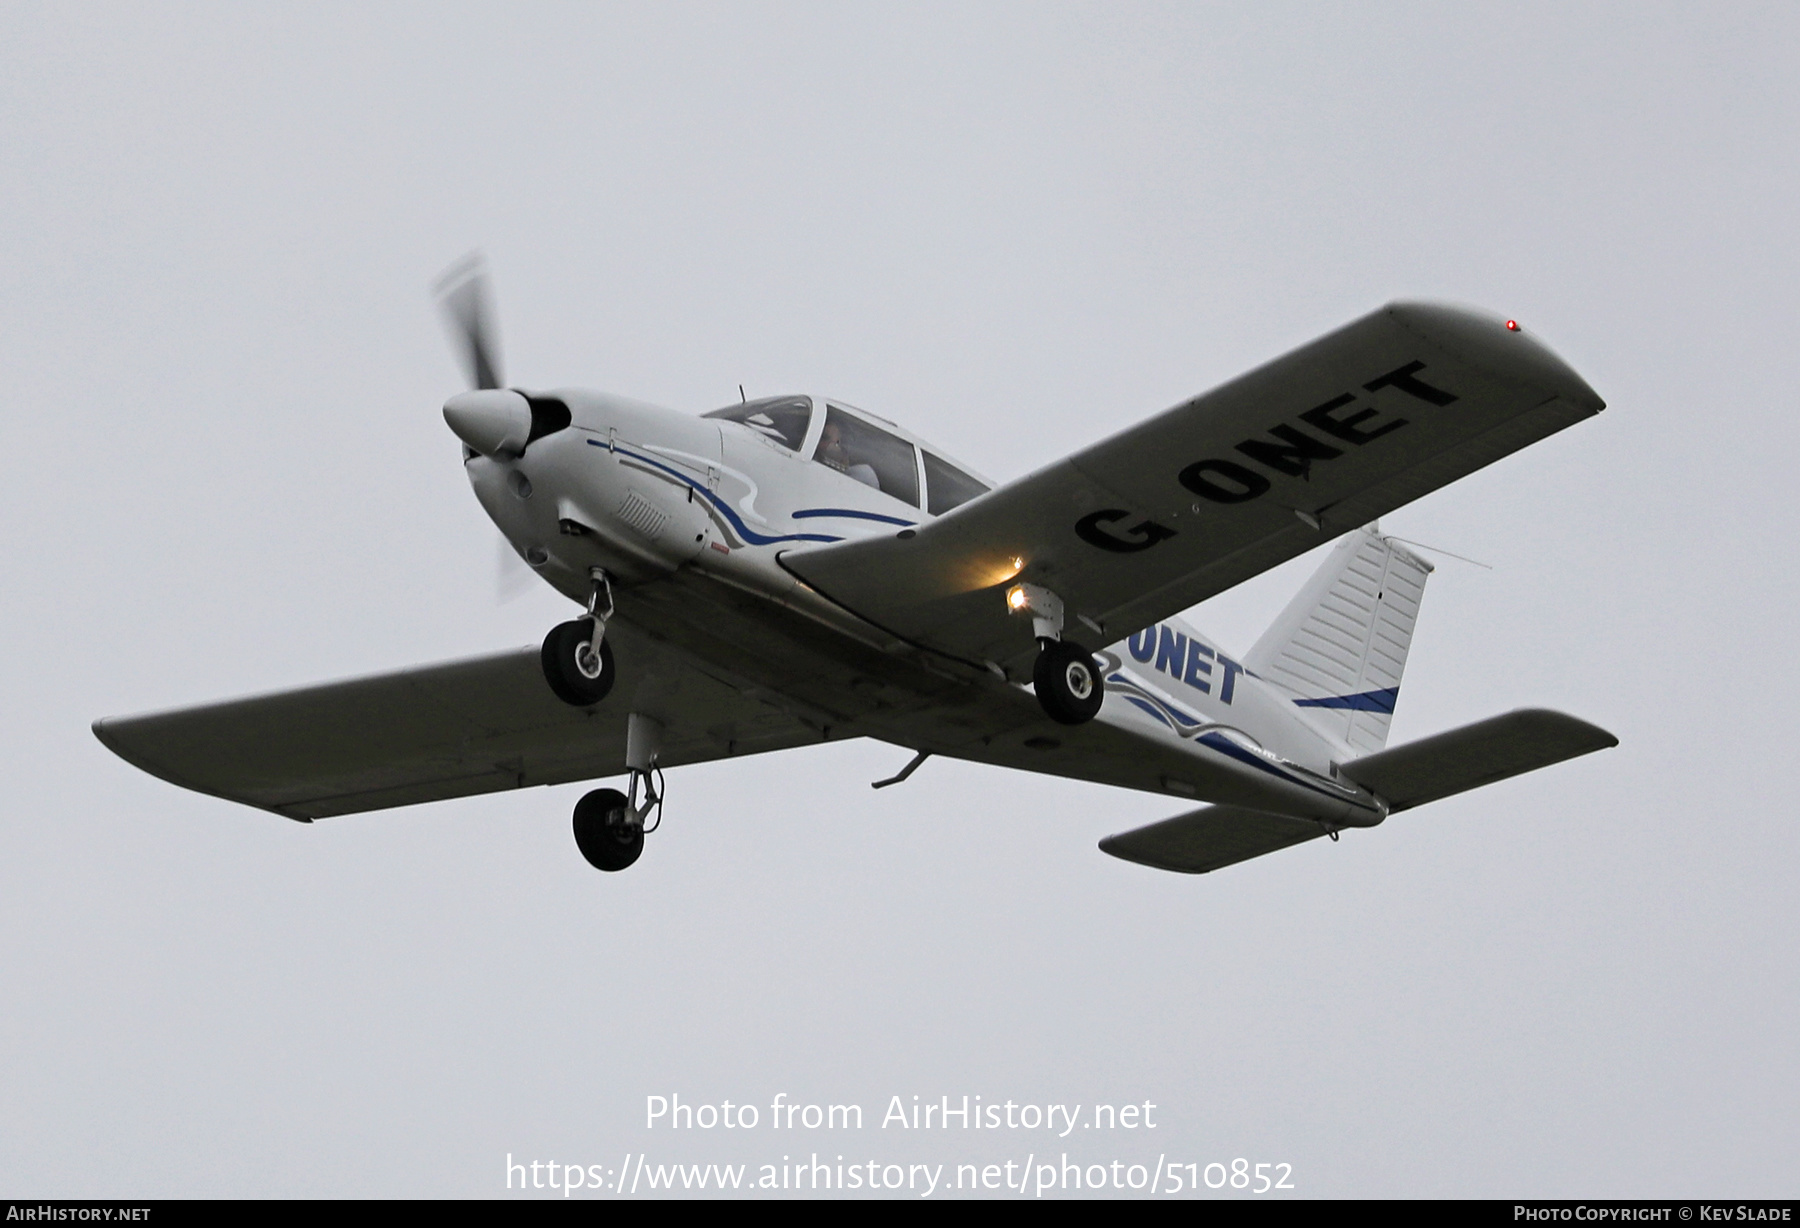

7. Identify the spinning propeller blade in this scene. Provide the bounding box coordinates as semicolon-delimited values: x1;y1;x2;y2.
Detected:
434;253;504;390
495;533;536;604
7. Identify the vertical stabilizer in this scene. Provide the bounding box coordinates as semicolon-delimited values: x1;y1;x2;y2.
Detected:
1244;526;1433;753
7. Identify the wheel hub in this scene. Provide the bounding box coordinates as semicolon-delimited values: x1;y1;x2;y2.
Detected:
1065;661;1093;699
575;643;603;679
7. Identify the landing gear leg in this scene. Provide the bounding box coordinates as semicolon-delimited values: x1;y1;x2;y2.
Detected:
623;712;664;832
583;566;614;657
626;762;664;833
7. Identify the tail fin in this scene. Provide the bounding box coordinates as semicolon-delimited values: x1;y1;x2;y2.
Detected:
1244;525;1432;753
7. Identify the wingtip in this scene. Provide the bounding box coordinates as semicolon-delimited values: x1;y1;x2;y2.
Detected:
1382;300;1607;416
1511;707;1620;752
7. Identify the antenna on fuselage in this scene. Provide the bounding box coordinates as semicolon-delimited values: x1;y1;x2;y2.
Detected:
739;384;746;403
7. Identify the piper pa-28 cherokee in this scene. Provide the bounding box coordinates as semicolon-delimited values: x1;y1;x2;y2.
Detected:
94;261;1617;875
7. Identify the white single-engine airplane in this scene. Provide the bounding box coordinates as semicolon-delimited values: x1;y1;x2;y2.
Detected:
94;260;1617;875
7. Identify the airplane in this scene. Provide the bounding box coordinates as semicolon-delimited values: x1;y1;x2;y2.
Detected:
92;258;1618;876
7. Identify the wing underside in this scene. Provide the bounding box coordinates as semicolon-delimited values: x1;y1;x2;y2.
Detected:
93;622;824;820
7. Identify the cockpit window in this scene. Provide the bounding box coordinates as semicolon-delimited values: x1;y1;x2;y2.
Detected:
923;452;990;516
814;406;919;506
704;395;813;452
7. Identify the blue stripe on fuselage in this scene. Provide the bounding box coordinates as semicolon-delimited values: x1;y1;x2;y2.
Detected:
596;439;844;546
792;507;917;527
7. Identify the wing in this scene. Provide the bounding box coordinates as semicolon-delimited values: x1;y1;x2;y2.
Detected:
92;621;823;820
782;302;1604;675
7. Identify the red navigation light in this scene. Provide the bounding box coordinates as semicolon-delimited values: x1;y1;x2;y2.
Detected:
1505;319;1520;331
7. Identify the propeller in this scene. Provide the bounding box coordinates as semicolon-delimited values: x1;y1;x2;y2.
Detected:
433;253;538;458
435;254;537;604
495;533;537;604
434;252;504;390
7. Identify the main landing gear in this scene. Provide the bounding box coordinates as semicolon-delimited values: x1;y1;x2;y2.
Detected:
540;571;667;873
572;714;665;871
1034;638;1104;725
571;757;662;872
1008;580;1105;726
572;787;642;871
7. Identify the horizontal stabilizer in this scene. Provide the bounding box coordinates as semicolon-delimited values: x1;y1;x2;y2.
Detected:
1099;708;1616;874
1098;805;1329;874
1338;707;1617;812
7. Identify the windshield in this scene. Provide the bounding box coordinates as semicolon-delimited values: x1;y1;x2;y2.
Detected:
704;395;813;452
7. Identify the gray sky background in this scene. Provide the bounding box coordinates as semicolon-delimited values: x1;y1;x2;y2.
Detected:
3;2;1795;1198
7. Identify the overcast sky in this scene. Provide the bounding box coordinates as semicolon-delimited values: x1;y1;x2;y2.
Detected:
3;2;1796;1198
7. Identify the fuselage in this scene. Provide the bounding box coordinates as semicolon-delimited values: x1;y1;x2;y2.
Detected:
463;389;1384;827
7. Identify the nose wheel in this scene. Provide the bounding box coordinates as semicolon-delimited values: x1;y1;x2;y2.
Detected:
542;568;617;707
542;619;615;706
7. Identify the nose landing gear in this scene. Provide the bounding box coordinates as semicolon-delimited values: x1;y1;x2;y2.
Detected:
542;568;616;707
543;621;615;706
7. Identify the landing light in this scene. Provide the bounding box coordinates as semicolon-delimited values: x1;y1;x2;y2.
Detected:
1007;585;1029;611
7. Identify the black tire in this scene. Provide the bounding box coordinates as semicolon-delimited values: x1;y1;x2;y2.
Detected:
541;619;615;707
572;787;643;871
1033;639;1104;725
